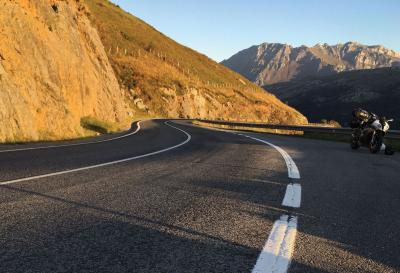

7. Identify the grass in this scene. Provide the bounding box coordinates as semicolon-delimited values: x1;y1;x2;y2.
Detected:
301;132;351;142
192;120;303;135
193;120;400;151
84;0;307;125
80;116;123;134
0;115;155;145
303;132;400;151
1;129;97;145
387;139;400;151
86;0;245;85
2;137;33;145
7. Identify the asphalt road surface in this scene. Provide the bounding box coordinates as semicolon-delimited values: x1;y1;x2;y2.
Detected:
0;120;399;273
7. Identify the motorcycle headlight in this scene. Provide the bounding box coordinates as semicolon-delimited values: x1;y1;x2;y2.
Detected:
384;123;389;131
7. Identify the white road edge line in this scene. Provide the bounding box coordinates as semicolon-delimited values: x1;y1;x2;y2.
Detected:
229;131;300;273
236;134;300;179
0;121;191;186
235;133;302;207
165;122;303;273
186;125;300;179
282;183;302;208
0;120;145;153
252;215;298;273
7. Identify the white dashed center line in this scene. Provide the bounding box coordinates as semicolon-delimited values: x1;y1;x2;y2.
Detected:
282;183;302;208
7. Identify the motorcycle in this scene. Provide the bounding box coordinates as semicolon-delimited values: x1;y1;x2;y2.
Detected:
351;116;395;155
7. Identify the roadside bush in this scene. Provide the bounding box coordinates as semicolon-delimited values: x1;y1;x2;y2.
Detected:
321;119;341;127
80;116;118;134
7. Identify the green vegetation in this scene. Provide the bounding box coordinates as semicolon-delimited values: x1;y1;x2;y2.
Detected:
80;116;120;134
303;132;400;151
1;130;95;145
192;120;303;135
387;139;400;151
2;137;32;145
320;119;341;127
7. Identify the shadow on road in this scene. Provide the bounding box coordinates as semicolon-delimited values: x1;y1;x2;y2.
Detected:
1;184;261;273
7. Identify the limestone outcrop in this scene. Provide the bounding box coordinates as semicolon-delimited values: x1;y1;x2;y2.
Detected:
0;0;131;141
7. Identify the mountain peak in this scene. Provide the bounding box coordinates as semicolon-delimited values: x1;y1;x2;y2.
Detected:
221;41;400;85
344;41;360;45
259;42;292;48
314;43;330;48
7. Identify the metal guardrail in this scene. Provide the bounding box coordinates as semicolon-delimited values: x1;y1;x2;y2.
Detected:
196;119;400;140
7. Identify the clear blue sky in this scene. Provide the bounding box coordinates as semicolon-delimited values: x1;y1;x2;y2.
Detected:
111;0;399;62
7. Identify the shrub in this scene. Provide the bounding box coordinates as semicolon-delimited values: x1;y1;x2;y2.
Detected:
320;119;341;128
80;116;118;134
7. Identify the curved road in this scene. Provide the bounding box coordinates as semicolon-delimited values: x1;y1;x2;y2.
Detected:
0;120;399;273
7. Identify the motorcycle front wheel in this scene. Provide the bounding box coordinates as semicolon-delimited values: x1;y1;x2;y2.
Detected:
351;141;360;149
369;135;383;154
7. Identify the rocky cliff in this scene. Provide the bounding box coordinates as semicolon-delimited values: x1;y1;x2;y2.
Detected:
0;0;132;142
222;42;400;85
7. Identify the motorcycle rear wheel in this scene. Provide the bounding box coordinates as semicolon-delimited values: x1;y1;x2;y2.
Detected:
385;146;395;155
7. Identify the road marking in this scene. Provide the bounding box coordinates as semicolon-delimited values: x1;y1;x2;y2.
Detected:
236;133;300;179
163;122;303;273
229;131;301;273
252;215;298;273
0;121;191;186
282;183;302;208
0;121;144;153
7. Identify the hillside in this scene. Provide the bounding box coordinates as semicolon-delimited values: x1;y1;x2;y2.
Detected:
264;68;400;127
0;0;307;143
221;42;400;85
0;0;132;142
84;0;307;124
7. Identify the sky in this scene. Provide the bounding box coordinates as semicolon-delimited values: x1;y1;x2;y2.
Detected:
112;0;400;62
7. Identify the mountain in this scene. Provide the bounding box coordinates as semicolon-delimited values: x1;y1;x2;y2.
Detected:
84;0;306;123
0;0;306;142
221;42;400;85
264;68;400;127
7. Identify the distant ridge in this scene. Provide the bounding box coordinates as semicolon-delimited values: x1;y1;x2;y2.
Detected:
221;42;400;85
264;67;400;127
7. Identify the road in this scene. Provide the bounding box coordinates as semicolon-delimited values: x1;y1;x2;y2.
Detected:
0;120;399;273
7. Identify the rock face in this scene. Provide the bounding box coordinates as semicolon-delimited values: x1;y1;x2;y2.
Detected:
153;85;305;124
264;68;400;127
0;0;131;142
221;42;400;85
